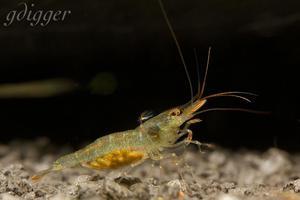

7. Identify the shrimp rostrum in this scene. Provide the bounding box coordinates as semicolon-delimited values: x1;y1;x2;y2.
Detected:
31;0;259;181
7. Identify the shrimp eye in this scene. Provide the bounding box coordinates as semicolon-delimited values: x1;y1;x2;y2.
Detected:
170;108;181;116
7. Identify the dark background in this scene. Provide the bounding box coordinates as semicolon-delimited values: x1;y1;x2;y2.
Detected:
0;0;299;150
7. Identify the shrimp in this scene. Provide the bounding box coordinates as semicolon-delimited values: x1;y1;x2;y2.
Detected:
31;90;256;181
31;0;260;181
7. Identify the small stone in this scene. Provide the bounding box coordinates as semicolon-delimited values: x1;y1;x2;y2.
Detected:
220;182;236;193
208;151;227;167
35;190;46;197
130;183;150;199
0;193;22;200
49;193;69;200
163;179;187;199
260;148;291;175
75;175;92;185
67;185;80;197
115;176;141;187
24;191;36;200
90;174;104;181
244;189;253;196
283;179;300;193
217;194;240;200
6;178;33;196
101;179;133;199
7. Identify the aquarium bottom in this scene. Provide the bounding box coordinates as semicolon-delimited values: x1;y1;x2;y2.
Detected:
0;138;300;200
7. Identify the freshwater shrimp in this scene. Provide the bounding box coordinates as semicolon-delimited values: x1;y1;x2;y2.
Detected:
31;0;259;181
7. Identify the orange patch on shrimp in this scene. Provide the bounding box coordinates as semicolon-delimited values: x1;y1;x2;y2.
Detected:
83;149;145;170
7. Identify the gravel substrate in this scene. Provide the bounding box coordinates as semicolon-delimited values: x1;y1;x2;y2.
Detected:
1;138;300;200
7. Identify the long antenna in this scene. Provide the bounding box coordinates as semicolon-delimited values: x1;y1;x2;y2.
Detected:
193;48;201;98
158;0;194;104
194;107;270;116
199;46;211;98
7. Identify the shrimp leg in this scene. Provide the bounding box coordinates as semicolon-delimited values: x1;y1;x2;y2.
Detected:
168;118;202;149
168;129;193;149
182;118;202;130
170;118;209;151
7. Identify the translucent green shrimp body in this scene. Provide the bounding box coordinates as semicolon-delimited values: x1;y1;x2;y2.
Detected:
31;97;207;180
